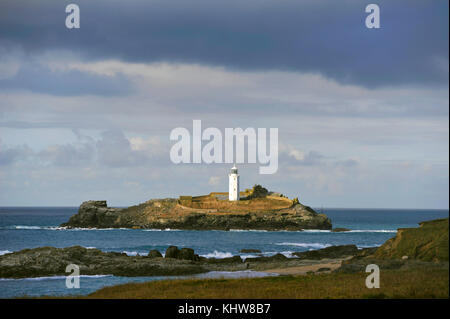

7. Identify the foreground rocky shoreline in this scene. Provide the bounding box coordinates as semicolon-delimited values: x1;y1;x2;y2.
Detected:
1;218;447;283
0;244;360;279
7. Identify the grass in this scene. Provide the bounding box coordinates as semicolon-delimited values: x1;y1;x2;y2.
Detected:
83;268;448;299
374;218;449;261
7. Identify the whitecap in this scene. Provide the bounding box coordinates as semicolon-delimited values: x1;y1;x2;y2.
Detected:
275;242;332;249
0;250;12;256
229;229;268;232
301;229;331;233
200;250;234;259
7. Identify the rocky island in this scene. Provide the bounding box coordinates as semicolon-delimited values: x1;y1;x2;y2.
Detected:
61;186;332;231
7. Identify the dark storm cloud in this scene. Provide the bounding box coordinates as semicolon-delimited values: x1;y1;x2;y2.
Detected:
0;62;132;96
0;0;447;88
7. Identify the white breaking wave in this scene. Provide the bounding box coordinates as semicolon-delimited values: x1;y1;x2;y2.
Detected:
229;229;268;232
357;245;381;248
142;229;182;232
301;229;331;233
200;250;234;259
121;251;149;256
10;225;130;231
13;225;61;230
0;250;12;256
275;242;332;249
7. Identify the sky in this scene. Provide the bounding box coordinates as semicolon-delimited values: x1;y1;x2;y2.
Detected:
0;0;448;209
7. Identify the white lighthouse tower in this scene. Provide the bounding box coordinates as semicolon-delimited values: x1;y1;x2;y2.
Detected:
228;165;240;201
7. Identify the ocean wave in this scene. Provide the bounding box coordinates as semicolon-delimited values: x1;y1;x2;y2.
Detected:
141;228;182;232
275;242;332;249
7;225;136;231
121;251;149;256
200;250;234;259
229;229;268;232
11;225;63;230
301;229;331;233
0;274;113;281
0;250;12;256
357;244;381;248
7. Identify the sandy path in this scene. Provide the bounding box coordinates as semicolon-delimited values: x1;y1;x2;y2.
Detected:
263;260;343;275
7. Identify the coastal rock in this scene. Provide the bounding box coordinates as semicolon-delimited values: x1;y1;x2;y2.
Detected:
61;199;332;231
148;250;163;258
372;218;449;261
292;245;359;260
0;246;207;278
178;248;199;261
244;253;288;263
336;218;450;273
165;246;179;259
61;200;124;228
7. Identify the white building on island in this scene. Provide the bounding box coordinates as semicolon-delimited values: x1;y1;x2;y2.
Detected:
228;165;240;201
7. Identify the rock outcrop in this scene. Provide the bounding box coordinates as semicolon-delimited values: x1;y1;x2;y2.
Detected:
336;218;449;273
61;199;332;231
292;245;359;260
372;218;449;261
0;246;207;278
1;244;365;279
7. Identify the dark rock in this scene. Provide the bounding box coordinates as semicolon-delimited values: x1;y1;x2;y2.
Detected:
317;267;331;272
178;248;197;261
201;256;243;264
239;249;262;253
245;253;288;263
148;250;163;258
0;246;207;278
165;246;179;259
61;198;333;231
293;245;359;260
60;200;124;228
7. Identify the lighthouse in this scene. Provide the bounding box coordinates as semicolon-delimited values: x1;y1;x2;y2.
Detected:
228;165;240;201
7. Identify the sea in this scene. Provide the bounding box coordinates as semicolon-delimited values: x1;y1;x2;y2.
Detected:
0;207;448;298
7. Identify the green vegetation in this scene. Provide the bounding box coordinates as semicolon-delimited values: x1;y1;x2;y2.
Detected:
249;184;269;198
373;218;449;261
85;269;448;299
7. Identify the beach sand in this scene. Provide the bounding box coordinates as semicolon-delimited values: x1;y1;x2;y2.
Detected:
262;260;343;275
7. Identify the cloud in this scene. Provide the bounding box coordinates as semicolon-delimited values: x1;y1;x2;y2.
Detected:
0;0;447;88
38;143;94;167
208;176;221;186
0;62;133;96
0;143;33;166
